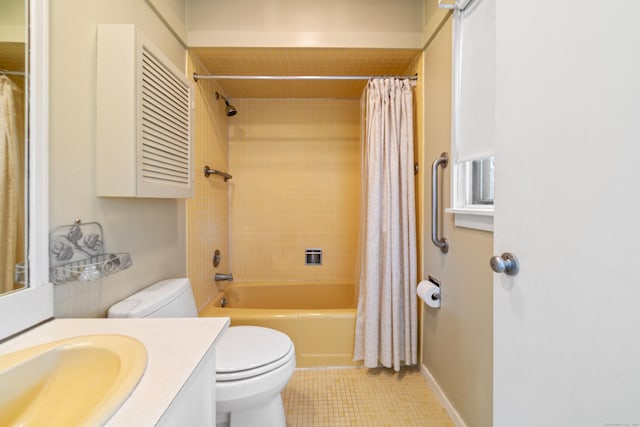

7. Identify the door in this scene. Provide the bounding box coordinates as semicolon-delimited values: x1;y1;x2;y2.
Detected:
493;2;640;426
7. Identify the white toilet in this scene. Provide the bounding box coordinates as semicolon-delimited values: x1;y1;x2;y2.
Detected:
107;278;296;427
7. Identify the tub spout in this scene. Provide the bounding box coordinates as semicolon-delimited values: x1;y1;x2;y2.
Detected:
214;273;233;291
215;273;233;282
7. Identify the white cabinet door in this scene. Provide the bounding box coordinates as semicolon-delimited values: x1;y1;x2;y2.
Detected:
157;350;216;426
493;1;640;426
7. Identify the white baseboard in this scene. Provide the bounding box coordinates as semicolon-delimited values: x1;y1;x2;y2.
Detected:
419;363;468;427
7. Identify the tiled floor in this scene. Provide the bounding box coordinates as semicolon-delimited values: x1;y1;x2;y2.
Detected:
282;366;454;427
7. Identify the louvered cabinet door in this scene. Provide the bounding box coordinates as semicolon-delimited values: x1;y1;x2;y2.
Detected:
97;24;193;199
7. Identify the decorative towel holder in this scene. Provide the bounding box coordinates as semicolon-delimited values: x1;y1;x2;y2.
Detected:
49;219;132;285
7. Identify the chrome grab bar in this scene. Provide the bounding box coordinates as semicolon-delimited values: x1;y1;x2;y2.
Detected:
431;152;449;254
204;165;232;182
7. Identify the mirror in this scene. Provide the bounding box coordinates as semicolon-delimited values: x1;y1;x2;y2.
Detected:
0;0;27;295
0;0;51;339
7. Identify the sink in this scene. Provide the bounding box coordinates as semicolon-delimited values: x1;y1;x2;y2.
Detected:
0;334;147;426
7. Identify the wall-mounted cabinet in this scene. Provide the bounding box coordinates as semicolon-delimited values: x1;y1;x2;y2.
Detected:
97;24;193;198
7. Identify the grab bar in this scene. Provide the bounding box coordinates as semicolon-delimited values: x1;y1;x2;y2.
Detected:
204;165;232;182
431;152;449;253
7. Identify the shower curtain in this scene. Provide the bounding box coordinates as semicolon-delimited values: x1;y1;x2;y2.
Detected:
354;78;418;371
0;75;25;293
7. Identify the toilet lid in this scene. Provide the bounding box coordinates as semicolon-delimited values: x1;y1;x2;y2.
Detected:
216;326;294;380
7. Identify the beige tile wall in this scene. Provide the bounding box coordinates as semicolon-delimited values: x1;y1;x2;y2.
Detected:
190;48;421;99
186;54;231;309
228;98;360;283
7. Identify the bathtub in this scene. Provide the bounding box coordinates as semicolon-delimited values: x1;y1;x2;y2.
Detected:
199;282;360;368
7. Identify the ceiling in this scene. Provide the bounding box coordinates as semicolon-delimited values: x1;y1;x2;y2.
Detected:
189;47;421;99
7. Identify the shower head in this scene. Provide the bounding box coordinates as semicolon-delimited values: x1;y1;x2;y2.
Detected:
224;100;237;117
216;91;237;117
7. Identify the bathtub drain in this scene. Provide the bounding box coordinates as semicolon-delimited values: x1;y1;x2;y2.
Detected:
220;297;228;308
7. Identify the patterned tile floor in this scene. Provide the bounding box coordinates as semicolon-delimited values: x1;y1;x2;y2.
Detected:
282;367;454;426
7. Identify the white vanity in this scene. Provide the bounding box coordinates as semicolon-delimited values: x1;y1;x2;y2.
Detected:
0;317;229;426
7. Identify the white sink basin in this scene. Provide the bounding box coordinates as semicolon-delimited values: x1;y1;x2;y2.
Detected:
0;334;147;426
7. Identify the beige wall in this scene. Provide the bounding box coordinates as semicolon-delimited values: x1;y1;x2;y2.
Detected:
228;99;360;283
421;15;494;427
402;49;425;365
0;0;25;42
50;0;187;317
188;0;423;33
186;0;424;48
186;53;230;309
403;52;425;281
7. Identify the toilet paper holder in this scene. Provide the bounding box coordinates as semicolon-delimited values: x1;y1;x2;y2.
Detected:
427;275;441;301
417;276;442;309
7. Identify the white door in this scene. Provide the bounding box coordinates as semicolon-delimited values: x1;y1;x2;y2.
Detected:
493;2;640;426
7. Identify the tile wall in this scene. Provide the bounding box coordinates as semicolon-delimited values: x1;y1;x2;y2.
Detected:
228;98;361;284
186;54;231;309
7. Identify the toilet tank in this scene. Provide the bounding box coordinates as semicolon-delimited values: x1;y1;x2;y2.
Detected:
108;278;198;318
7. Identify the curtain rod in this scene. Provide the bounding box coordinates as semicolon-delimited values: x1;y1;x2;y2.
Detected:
0;69;25;77
192;73;417;82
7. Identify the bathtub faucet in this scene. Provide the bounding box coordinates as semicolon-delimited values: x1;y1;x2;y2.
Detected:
214;273;233;291
215;273;233;282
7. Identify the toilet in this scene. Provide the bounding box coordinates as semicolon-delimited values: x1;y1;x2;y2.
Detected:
107;278;295;427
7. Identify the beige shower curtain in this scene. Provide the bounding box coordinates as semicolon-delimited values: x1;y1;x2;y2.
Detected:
353;78;418;371
0;75;25;293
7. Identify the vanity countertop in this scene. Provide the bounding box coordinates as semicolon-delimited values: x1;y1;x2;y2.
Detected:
0;317;230;426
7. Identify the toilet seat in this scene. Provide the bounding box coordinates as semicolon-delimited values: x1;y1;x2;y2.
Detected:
216;326;295;382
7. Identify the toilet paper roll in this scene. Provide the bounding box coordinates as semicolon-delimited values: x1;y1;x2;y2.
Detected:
417;280;441;308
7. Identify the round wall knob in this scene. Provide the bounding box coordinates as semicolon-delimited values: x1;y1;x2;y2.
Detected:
490;252;519;275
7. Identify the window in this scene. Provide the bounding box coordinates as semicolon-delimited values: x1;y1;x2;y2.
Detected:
455;156;494;207
450;154;496;231
472;157;494;205
448;156;494;231
444;0;495;231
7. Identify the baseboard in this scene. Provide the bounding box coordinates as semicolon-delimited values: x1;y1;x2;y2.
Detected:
419;363;467;427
